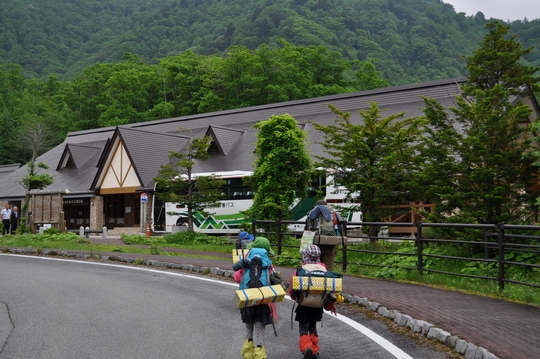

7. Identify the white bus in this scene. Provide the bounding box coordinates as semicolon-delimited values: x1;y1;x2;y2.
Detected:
152;170;361;235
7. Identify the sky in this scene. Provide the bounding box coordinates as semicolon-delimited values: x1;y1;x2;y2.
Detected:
443;0;539;22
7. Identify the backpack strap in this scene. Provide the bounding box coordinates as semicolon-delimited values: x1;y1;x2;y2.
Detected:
247;256;269;288
321;270;328;299
304;270;313;298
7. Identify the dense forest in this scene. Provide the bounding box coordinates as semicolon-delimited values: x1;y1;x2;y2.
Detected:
1;0;540;167
0;42;392;165
1;0;539;84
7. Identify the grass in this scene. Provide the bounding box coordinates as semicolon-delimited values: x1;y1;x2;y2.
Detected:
2;231;539;306
0;231;231;261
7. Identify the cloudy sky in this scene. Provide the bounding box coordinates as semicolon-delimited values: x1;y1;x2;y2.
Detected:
443;0;539;22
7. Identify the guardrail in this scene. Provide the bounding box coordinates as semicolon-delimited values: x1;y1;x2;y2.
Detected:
251;220;540;291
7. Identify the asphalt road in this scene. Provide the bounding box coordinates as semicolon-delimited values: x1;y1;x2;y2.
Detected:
0;255;451;359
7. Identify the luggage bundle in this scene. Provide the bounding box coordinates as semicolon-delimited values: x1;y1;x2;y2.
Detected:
232;248;249;263
291;263;342;308
234;285;286;308
233;246;286;308
313;235;347;246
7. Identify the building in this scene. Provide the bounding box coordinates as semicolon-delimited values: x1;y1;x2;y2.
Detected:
1;77;535;234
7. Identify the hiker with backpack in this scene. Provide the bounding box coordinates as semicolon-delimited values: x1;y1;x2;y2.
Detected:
232;237;277;359
238;230;255;249
290;244;338;359
305;200;345;271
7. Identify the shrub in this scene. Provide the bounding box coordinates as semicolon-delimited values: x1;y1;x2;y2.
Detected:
164;231;226;245
43;227;61;235
121;233;149;245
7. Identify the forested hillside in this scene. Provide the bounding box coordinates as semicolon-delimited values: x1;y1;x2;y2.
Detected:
0;42;391;166
1;0;539;84
1;0;540;168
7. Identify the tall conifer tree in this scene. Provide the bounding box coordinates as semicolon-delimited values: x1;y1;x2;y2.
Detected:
419;21;540;224
311;103;424;241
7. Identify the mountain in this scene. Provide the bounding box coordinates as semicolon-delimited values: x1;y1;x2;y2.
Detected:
1;0;539;85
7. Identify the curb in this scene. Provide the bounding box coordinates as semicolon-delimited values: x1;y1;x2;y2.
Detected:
3;247;500;359
341;294;499;359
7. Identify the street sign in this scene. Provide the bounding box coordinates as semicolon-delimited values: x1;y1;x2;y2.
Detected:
140;193;148;203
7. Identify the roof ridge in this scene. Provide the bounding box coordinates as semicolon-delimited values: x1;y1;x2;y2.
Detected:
118;126;192;139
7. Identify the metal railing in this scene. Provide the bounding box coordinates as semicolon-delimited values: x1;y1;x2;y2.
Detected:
251;220;540;291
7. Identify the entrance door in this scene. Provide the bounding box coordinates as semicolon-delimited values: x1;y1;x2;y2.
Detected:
105;194;125;228
105;194;140;228
153;198;165;231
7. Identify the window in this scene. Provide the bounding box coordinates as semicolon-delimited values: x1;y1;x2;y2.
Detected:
223;177;253;200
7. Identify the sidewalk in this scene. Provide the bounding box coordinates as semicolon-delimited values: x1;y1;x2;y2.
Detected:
25;236;540;359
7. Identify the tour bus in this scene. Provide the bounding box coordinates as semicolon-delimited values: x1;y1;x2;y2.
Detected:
152;170;361;235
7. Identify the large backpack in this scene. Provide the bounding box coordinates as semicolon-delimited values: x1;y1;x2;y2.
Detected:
305;205;332;234
240;247;271;290
292;263;342;308
305;205;345;236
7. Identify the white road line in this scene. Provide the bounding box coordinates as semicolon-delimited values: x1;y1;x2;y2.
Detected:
1;254;413;359
325;309;414;359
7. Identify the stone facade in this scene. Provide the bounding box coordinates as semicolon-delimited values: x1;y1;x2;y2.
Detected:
90;195;104;230
142;195;153;233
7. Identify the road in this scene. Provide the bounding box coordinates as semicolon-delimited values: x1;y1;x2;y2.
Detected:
0;255;451;358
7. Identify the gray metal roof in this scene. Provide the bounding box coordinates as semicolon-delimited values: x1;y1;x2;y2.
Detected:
0;78;466;200
0;164;21;180
206;125;245;155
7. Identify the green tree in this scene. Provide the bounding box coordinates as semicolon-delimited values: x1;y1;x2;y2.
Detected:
154;129;225;232
192;55;227;114
219;46;264;109
310;103;425;242
0;109;17;165
250;114;312;222
353;59;390;90
465;21;539;94
98;53;162;127
62;63;117;131
420;21;540;225
0;64;26;165
159;50;217;116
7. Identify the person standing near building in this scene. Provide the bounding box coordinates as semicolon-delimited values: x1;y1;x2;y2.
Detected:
10;206;20;235
1;204;12;236
305;200;342;270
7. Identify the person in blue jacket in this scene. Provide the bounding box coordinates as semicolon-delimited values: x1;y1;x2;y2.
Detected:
232;237;276;359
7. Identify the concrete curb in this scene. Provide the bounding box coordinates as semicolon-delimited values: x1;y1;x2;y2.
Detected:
341;294;499;359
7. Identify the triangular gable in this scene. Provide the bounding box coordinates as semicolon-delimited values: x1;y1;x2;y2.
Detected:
57;143;102;170
99;137;141;194
91;127;192;193
205;125;244;156
516;86;540;125
57;146;75;170
115;127;191;190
